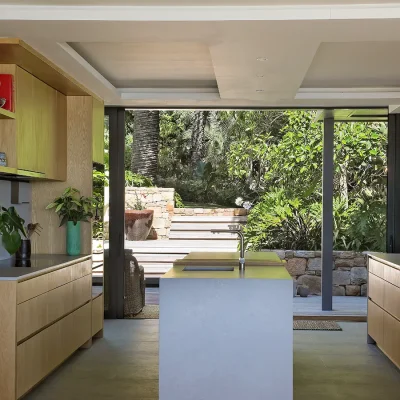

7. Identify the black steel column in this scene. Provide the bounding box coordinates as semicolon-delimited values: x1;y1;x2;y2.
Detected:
322;117;334;311
387;114;400;253
105;107;125;319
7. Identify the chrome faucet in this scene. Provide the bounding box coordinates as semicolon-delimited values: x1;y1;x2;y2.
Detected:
211;225;245;273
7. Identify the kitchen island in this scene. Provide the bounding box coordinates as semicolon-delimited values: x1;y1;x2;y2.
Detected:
159;252;293;400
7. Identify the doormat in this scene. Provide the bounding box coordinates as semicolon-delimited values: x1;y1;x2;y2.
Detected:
128;307;342;330
128;305;160;319
293;320;342;331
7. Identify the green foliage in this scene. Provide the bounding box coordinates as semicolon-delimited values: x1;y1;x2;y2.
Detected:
46;187;97;226
244;111;387;252
0;206;28;255
92;169;108;239
125;171;154;187
126;192;147;210
174;192;185;209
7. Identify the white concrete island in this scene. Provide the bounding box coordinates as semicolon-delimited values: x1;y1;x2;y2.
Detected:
159;252;293;400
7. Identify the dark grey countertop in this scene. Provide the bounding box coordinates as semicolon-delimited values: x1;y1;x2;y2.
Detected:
0;254;91;281
368;252;400;271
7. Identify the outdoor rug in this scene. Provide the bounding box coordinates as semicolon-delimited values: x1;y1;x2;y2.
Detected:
129;305;160;319
293;320;342;331
128;306;342;330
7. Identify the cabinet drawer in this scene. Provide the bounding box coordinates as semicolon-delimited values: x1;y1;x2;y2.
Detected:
16;303;91;398
72;274;92;309
368;300;384;345
71;259;92;281
17;275;91;342
92;294;104;336
17;274;49;304
384;265;400;289
383;311;400;369
384;281;400;321
369;258;385;279
48;266;72;291
368;273;385;308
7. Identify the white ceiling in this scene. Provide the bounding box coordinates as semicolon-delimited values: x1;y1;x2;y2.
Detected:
1;2;400;109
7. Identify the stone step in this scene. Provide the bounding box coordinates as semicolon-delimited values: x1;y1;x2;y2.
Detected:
170;222;245;231
172;216;247;223
122;239;238;249
169;231;238;240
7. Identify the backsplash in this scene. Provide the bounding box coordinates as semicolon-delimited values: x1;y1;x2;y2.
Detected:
0;180;32;260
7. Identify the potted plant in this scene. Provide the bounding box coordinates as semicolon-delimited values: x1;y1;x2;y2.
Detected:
125;192;154;241
0;206;41;260
46;187;97;256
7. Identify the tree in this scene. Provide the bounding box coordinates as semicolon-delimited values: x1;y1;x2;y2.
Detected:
190;111;210;166
131;110;160;180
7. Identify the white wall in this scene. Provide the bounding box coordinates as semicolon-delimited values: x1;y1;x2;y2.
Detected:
0;180;32;260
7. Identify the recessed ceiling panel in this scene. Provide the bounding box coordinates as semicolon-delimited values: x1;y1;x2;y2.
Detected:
69;41;217;89
303;42;400;88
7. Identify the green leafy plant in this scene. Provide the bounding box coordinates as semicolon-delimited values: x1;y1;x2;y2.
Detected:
0;207;41;255
46;187;97;226
125;171;154;187
174;192;185;208
126;192;147;211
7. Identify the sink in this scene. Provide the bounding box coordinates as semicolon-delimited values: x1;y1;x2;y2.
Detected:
182;266;234;272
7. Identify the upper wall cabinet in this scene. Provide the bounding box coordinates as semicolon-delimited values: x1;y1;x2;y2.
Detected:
0;65;67;181
92;98;105;165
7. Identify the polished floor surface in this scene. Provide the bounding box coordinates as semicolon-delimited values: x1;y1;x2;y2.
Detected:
25;321;400;400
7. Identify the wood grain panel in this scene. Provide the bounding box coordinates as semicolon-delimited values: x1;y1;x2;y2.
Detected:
368;273;385;308
47;282;74;326
0;281;17;400
383;311;400;369
72;274;92;310
368;300;384;346
369;258;385;279
92;97;105;164
16;303;92;398
17;274;49;304
0;64;17;168
48;266;72;291
17;292;48;342
92;294;104;336
384;281;400;321
71;259;92;281
31;96;93;255
384;265;400;289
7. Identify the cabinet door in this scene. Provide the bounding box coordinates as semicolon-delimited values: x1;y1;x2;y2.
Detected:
92;97;104;164
383;311;400;369
16;67;41;173
368;300;384;345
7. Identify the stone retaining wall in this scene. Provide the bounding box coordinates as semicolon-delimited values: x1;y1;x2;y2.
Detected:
262;249;368;296
125;187;175;240
174;208;247;216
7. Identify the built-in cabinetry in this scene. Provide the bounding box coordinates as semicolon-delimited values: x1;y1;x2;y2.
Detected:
0;255;104;400
367;254;400;369
0;64;67;180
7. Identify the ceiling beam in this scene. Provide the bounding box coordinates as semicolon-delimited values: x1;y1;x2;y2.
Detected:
1;4;400;22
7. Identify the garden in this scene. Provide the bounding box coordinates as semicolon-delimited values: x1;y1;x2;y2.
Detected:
96;109;387;253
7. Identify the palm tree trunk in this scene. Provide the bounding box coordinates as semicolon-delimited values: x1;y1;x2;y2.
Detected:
190;111;209;165
131;110;160;179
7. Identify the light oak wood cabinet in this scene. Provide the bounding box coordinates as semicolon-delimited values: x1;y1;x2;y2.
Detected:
0;65;67;180
92;97;105;165
368;255;400;369
0;256;103;400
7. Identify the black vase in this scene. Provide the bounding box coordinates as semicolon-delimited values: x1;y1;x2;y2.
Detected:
16;239;31;260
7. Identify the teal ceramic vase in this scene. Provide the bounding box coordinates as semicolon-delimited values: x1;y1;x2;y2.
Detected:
66;221;81;256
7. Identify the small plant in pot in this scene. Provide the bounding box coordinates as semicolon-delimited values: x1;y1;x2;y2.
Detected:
125;192;154;241
46;187;97;256
0;206;41;261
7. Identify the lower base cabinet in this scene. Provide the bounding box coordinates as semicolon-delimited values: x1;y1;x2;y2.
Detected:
17;303;91;398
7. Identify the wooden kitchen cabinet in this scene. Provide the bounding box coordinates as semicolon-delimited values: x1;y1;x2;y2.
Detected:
92;97;105;165
0;65;67;180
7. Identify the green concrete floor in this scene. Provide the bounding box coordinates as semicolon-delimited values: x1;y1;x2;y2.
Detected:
25;321;400;400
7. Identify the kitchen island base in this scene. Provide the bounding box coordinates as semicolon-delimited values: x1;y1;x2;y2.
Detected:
159;268;293;400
